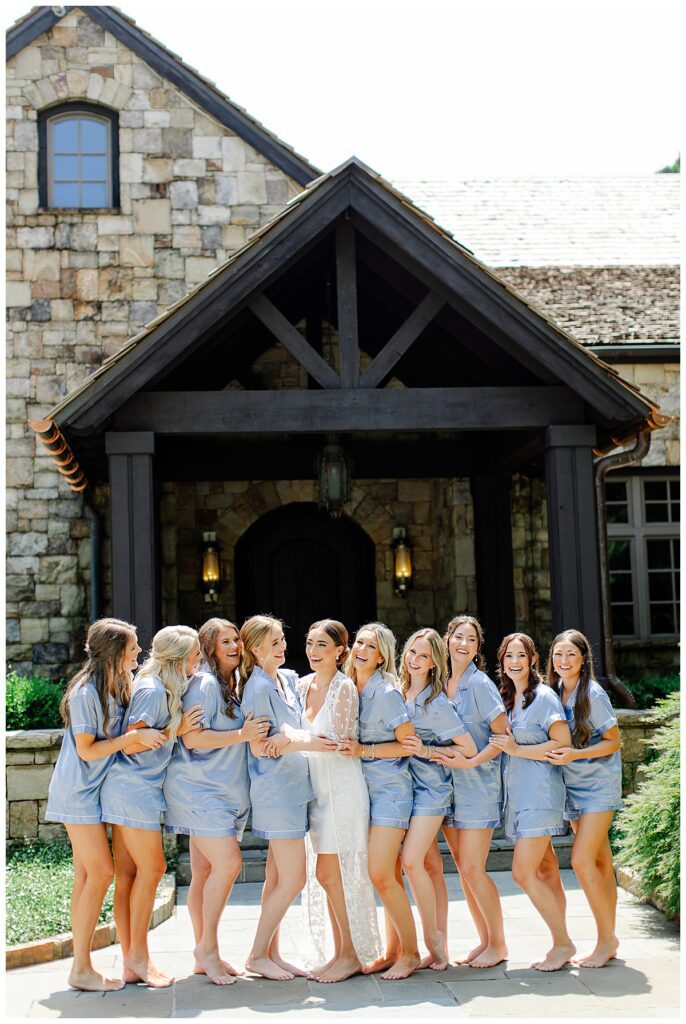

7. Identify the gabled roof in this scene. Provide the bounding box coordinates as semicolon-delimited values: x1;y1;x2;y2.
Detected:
6;5;320;185
44;157;659;446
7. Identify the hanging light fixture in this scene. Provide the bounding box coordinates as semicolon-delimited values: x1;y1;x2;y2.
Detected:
201;531;222;602
392;526;413;595
317;441;350;518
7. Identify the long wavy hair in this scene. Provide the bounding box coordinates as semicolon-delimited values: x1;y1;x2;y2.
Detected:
344;621;398;685
238;615;283;695
307;619;350;668
60;618;136;736
135;625;198;739
444;615;487;674
496;632;543;714
399;628;447;705
546;629;596;748
199;617;241;719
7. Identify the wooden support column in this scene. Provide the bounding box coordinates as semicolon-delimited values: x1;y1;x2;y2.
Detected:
106;431;159;652
335;220;359;387
472;474;516;670
544;426;604;670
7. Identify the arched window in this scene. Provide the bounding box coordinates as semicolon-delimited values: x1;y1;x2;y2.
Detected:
39;103;119;209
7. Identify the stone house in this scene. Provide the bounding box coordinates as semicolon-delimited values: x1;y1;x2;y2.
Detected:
6;6;679;688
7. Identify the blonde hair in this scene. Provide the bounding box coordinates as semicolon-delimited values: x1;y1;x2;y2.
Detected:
136;625;198;739
345;621;398;685
238;615;283;694
60;618;136;736
199;617;240;718
399;628;447;704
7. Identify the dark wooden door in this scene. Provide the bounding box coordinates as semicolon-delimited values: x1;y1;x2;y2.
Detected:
235;503;376;674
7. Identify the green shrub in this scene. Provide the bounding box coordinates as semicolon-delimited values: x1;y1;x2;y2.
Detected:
613;691;680;917
5;672;65;730
627;674;680;710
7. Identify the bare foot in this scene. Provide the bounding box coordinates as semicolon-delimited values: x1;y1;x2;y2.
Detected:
532;943;576;972
194;956;240;976
362;953;397;975
193;946;237;986
245;955;294;981
425;932;450;971
68;967;125;992
271;953;309;977
315;953;362;983
308;955;338;981
470;943;508;969
454;942;487;965
380;952;422;980
123;957;175;988
574;939;619;969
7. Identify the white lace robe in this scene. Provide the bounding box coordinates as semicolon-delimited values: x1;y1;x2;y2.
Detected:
296;671;383;966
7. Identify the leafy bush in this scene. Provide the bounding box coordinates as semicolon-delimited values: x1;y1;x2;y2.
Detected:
5;672;65;729
627;674;680;710
613;691;680;917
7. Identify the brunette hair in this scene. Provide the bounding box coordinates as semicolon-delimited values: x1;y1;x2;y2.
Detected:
307;619;350;667
546;629;596;748
496;632;543;714
444;615;487;673
199;617;241;718
238;614;283;694
344;621;398;685
60;617;136;736
399;628;447;705
136;625;198;739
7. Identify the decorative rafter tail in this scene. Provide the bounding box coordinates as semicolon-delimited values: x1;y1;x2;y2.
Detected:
28;418;88;494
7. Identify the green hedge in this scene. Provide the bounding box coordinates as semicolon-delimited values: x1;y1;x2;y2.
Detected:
627;674;680;710
613;691;680;917
6;672;65;730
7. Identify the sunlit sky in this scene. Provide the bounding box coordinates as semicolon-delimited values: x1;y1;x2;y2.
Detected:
6;0;682;179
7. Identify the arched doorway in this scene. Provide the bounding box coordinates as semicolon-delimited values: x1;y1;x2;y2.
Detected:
235;503;376;674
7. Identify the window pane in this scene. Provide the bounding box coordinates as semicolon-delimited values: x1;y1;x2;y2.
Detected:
81;155;107;180
81;182;108;207
670;480;680;499
648;572;674;601
80;118;107;152
52;118;78;151
646;539;673;570
606;481;628;503
644;481;668;501
674;542;680;569
608;539;632;570
612;605;635;636
52;182;79;206
607;504;629;524
53;154;79;179
650;605;677;635
610;573;633;602
645;502;670;523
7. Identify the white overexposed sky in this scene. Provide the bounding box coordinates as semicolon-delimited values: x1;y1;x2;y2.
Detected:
5;0;682;179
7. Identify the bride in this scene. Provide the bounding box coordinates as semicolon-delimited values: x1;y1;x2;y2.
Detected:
270;619;382;981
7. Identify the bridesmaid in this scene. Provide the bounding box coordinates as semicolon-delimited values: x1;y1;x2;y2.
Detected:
100;625;204;988
545;629;622;968
427;615;509;967
489;632;575;971
45;618;164;992
398;628;477;970
239;615;337;981
338;622;420;981
163;618;271;985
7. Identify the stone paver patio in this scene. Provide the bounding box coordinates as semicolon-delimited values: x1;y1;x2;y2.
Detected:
6;870;680;1019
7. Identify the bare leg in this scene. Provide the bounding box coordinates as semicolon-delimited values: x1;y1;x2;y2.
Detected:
569;813;619;968
309;854;362;983
114;825;173;987
367;827;420;980
444;826;507;967
401;816;448;969
537;840;567;918
246;838;306;980
512;836;575;971
261;846;308;978
64;824;124;991
111;825;136;961
190;836;242;984
424;836;449;946
187;841;234;975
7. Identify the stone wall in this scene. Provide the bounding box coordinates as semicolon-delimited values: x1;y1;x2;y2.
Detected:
6;8;301;678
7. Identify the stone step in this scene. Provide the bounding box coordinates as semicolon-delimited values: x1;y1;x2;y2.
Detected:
175;833;574;885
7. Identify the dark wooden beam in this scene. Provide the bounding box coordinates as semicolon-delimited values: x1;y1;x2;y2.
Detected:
360;291;444;388
249;293;340;389
115;386;584;434
335;221;360;387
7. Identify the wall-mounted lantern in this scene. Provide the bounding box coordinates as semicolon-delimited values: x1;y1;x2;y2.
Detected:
317;442;350;518
201;531;222;602
392;526;413;595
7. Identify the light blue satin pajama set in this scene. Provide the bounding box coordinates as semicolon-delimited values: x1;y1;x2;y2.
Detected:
359;670;413;829
100;676;173;831
406;686;469;817
240;665;313;840
562;680;622;820
503;684;567;841
444;661;506;830
163;670;250;839
45;681;124;825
